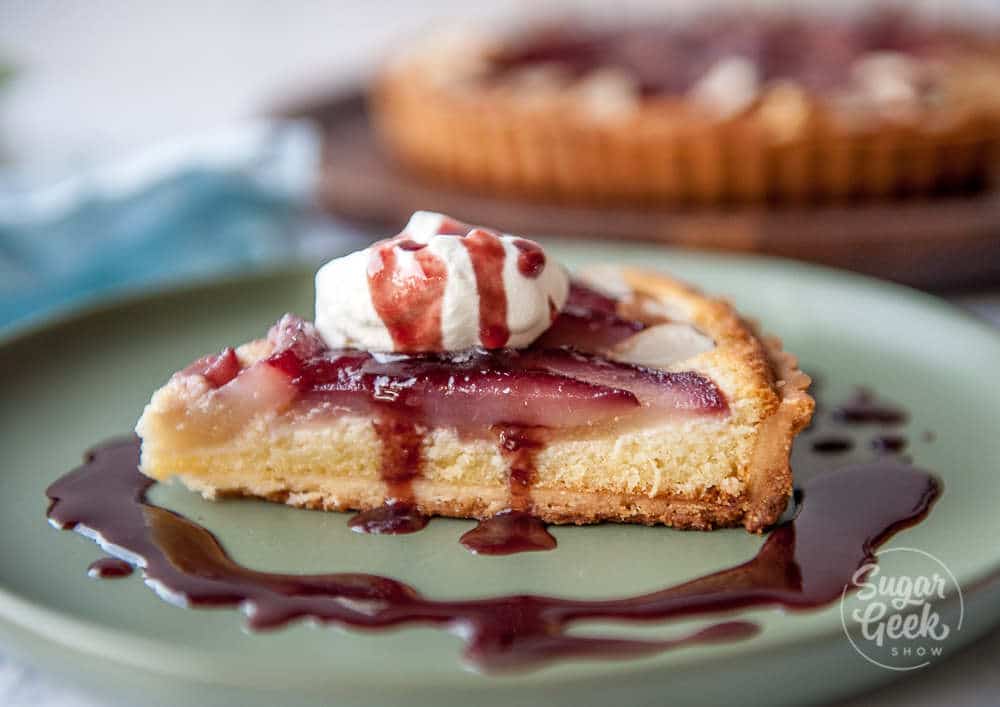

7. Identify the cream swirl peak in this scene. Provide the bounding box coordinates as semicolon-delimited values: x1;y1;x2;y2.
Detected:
315;211;570;352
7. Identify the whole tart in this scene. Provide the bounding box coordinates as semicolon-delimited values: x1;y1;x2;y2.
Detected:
372;10;1000;204
136;217;813;533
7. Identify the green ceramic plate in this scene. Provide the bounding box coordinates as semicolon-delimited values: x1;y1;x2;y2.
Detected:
2;243;1000;707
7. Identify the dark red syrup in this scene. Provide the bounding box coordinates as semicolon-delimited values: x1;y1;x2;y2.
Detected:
274;341;724;432
513;239;546;278
833;388;909;426
364;216;550;353
348;416;429;535
46;437;939;672
367;242;448;352
461;426;557;555
872;434;908;454
394;239;425;251
460;511;557;556
87;557;133;579
348;504;427;534
496;426;544;511
811;437;853;454
534;282;647;350
462;228;510;349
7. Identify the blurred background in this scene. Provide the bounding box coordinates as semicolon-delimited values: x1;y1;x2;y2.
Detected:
0;0;512;169
2;0;1000;334
2;2;1000;703
0;0;991;170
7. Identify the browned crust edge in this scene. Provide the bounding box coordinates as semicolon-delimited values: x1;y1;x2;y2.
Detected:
617;267;815;531
213;479;745;531
742;336;814;531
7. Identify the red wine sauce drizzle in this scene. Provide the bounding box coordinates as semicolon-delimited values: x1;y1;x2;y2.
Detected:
462;228;510;349
513;239;546;278
46;437;938;672
811;437;854;454
367;218;555;353
833;387;909;425
367;242;448;352
348;416;429;534
872;434;908;454
460;427;557;555
87;557;133;579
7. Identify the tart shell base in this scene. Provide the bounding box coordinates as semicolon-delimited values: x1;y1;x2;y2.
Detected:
178;472;751;530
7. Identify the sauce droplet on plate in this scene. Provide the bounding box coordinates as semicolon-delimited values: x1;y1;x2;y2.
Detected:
833;387;908;425
87;557;133;579
811;437;853;454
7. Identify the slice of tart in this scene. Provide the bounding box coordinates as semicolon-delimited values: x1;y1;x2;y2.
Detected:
136;213;813;532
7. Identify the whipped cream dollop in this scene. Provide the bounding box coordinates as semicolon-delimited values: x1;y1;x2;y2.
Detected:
315;211;570;353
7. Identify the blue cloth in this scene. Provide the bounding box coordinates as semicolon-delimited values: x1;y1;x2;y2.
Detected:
0;120;361;332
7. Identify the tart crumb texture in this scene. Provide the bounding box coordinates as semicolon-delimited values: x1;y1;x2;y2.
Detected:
137;268;813;532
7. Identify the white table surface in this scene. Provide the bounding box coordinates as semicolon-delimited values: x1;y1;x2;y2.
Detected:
2;2;999;704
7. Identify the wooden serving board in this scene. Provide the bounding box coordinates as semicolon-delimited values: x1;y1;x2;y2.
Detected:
294;92;1000;290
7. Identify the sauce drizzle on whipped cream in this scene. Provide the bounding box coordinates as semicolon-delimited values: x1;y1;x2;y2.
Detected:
513;239;546;278
368;215;515;351
367;240;449;352
317;212;569;354
366;212;470;351
461;227;510;348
